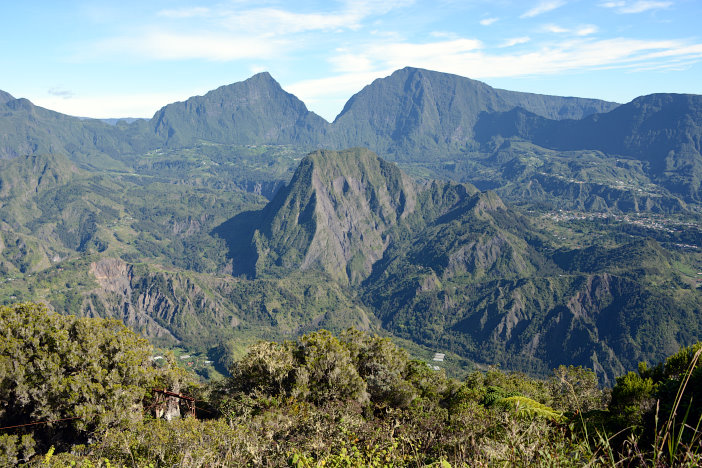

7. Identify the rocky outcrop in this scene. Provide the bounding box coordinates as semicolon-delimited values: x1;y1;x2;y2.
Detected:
88;258;179;342
88;258;245;345
230;148;420;284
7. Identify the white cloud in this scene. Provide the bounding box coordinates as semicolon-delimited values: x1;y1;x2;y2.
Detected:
542;24;570;33
34;92;191;118
576;25;599;36
521;1;567;18
501;37;531;47
215;1;414;35
288;70;395;120
541;24;597;36
81;1;415;63
368;39;484;70
600;1;673;13
218;8;366;34
91;32;283;61
297;36;702;105
480;17;499;26
329;53;375;73
48;87;75;99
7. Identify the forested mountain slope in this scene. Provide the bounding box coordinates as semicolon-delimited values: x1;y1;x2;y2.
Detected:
219;149;702;384
0;70;700;385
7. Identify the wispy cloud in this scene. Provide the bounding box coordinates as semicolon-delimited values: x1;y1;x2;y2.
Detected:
600;1;673;14
540;24;598;36
368;38;484;70
542;24;570;33
288;70;394;120
480;17;499;26
329;52;375;73
81;1;414;62
48;87;75;99
157;1;413;35
291;35;702;116
91;32;283;61
576;25;599;36
501;37;531;47
218;7;367;34
521;1;567;18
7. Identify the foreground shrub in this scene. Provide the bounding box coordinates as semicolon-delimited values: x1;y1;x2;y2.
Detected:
0;302;186;460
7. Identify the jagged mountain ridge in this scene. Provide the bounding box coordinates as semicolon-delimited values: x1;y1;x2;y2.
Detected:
0;67;618;161
219;148;702;383
218;148;425;283
143;67;622;158
474;93;702;202
331;67;620;158
2;67;701;209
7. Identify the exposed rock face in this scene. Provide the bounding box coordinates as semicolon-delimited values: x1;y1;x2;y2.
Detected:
83;255;380;351
88;258;248;346
221;148;535;288
91;257;132;293
88;258;179;342
243;148;420;283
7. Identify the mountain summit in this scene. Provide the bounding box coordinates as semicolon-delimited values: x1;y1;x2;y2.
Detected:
332;67;619;158
0;68;700;205
221;147;419;283
149;72;331;147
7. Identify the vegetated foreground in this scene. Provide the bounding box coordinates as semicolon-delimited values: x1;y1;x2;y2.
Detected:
1;303;701;467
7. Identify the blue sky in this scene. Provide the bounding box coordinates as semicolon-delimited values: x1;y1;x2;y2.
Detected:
2;0;701;121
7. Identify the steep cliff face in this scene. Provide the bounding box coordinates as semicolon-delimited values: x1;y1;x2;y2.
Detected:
85;257;377;349
87;258;240;345
231;148;420;283
88;258;180;343
222;148;552;287
332;67;619;158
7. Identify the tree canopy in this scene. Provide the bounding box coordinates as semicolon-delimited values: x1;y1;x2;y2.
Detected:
0;302;184;463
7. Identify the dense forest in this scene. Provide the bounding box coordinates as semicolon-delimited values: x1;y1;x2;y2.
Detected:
1;303;700;466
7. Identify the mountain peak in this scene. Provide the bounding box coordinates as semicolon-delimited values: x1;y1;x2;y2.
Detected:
217;71;279;92
225;148;419;283
248;70;275;81
0;90;14;104
332;67;620;157
149;71;329;146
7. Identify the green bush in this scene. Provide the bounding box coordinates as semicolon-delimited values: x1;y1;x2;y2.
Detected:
0;302;186;456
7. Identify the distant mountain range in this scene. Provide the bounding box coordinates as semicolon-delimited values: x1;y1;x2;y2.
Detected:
1;68;700;383
1;67;700;209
